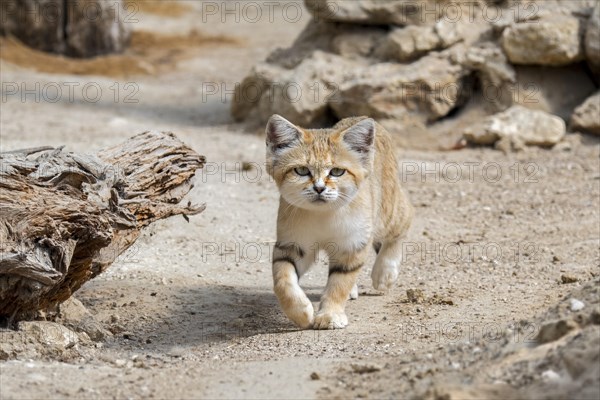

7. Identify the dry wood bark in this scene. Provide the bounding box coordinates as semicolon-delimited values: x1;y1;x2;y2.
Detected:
0;131;205;319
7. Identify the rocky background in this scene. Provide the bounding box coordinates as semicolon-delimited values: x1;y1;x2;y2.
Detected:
232;0;599;150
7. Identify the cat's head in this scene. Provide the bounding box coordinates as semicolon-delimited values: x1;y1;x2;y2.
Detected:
265;114;375;211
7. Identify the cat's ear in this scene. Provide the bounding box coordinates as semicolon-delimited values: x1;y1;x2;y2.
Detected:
266;114;302;151
341;118;375;154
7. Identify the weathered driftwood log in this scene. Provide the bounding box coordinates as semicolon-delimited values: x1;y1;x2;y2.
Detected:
0;131;205;319
0;0;131;57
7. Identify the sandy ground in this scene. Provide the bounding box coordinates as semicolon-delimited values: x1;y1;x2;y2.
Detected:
1;1;599;399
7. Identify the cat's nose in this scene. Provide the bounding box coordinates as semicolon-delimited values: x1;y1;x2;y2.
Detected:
313;185;325;194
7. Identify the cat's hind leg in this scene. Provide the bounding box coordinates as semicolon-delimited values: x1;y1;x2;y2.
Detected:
272;242;315;329
371;237;403;291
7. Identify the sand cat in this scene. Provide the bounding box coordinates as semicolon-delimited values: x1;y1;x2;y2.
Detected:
266;115;413;330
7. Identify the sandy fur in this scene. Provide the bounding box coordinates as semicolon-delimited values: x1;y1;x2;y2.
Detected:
267;115;413;329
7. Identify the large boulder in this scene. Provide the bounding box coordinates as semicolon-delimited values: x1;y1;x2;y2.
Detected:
0;0;131;57
585;5;600;75
0;0;64;53
64;0;131;57
571;92;600;135
501;14;585;66
232;51;363;127
463;105;566;147
231;62;286;122
232;0;597;151
330;50;471;123
376;20;463;62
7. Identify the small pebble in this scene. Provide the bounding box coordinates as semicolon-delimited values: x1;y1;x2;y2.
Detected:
569;298;585;312
561;274;578;284
407;289;425;304
541;369;561;383
310;372;320;380
351;363;381;374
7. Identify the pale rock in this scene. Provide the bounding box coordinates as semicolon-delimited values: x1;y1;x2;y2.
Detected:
18;321;79;349
541;369;562;383
571;92;600;135
501;14;585;66
379;26;443;62
114;359;127;367
464;105;566;148
259;52;360;127
435;19;464;48
569;298;585;312
233;51;362;127
377;20;464;62
330;51;470;123
332;29;387;59
231;63;282;122
58;297;112;341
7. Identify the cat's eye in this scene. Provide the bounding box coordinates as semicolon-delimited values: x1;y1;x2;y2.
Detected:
294;166;311;176
329;168;346;177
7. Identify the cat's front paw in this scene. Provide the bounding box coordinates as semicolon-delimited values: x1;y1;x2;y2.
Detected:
371;263;398;292
284;299;315;329
313;310;348;330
